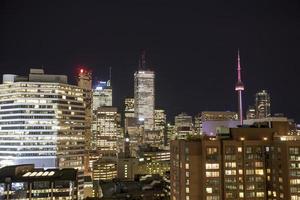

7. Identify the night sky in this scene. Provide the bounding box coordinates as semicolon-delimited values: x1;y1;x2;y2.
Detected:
0;1;299;122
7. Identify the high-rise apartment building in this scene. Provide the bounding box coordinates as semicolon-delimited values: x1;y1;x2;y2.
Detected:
255;90;271;119
92;80;112;110
134;53;155;131
170;125;300;200
0;69;85;171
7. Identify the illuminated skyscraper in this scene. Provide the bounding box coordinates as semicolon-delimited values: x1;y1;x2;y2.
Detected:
0;69;86;171
91;107;119;155
77;68;92;175
134;52;155;130
92;80;112;110
175;113;193;139
255;90;271;119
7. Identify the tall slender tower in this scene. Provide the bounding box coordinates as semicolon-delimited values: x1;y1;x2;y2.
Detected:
235;50;244;125
134;51;155;130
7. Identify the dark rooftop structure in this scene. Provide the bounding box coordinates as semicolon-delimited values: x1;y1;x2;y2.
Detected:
0;164;78;200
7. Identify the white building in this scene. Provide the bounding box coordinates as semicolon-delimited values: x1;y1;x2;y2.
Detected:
134;70;155;131
0;69;86;171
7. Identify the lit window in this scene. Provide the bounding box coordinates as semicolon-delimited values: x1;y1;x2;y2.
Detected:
206;187;212;194
22;172;31;177
256;192;264;197
206;163;219;169
255;169;264;175
185;163;189;169
186;187;189;193
239;192;244;198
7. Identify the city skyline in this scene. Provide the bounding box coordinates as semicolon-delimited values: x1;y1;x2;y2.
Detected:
1;1;299;122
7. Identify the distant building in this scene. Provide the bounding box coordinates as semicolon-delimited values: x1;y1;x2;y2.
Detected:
154;109;166;131
243;116;292;135
94;174;169;199
77;68;93;176
194;113;201;135
137;144;170;176
124;98;135;118
170;125;300;200
93;158;117;181
91;107;119;154
166;123;176;145
200;111;239;136
117;157;139;180
124;97;135;133
134;52;155;131
117;132;139;180
92;80;112;110
246;105;256;119
0;164;78;199
175;113;193;139
255;90;271;119
143;130;164;147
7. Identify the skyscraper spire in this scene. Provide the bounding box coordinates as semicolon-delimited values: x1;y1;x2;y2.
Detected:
235;49;244;125
139;50;146;69
237;49;241;81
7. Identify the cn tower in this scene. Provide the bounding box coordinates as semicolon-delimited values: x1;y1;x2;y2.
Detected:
235;50;244;125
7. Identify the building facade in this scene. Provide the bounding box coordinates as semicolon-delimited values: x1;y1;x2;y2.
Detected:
134;70;155;131
170;127;300;200
0;69;86;172
91;107;119;155
0;164;78;200
175;113;193;139
200;111;239;136
92;80;112;110
92;158;117;181
255;90;271;119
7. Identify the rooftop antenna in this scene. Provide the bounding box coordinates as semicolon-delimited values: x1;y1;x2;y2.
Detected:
108;66;112;86
139;50;146;69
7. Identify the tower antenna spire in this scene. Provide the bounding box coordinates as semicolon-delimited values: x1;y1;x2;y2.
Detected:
109;66;112;81
235;49;245;125
237;49;241;81
139;50;146;69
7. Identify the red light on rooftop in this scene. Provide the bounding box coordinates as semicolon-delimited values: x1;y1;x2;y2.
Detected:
80;69;84;73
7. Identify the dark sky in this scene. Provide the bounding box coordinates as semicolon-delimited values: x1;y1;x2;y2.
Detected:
0;0;299;122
